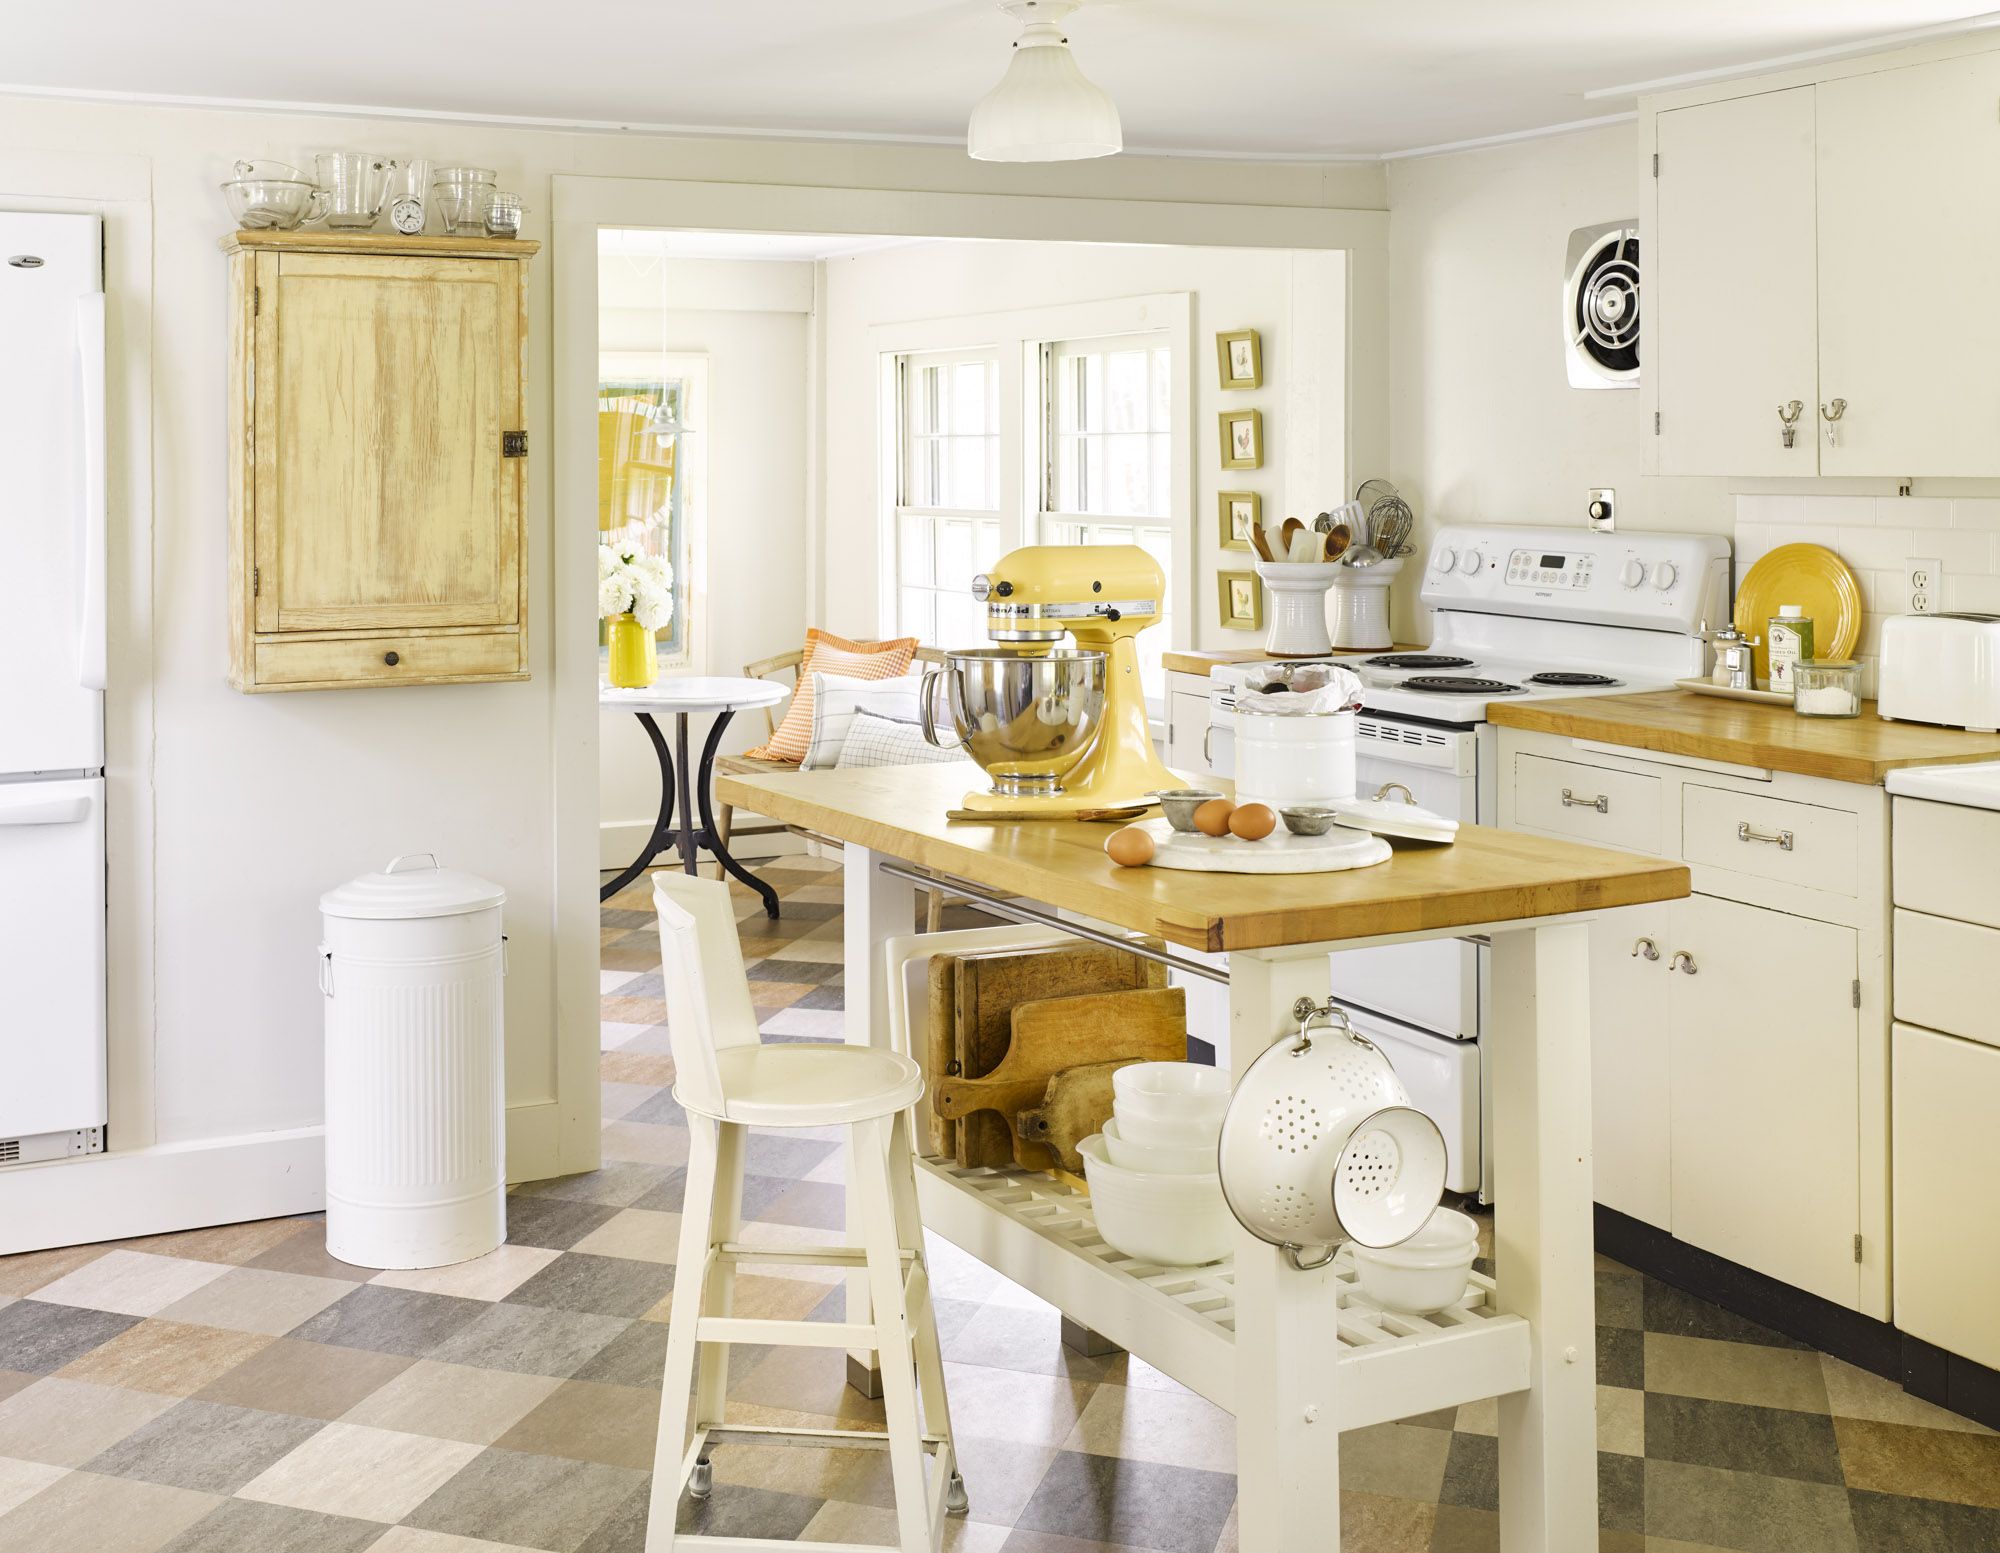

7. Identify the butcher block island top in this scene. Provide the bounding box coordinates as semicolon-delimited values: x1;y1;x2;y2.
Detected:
717;763;1688;952
1487;688;2000;785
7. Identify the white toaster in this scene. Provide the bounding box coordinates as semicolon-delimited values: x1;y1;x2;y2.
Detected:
1878;613;2000;733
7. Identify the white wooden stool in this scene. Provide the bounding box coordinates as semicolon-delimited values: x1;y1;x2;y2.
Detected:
645;872;964;1553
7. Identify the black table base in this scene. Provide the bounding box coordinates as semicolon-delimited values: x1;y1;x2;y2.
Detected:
600;707;780;917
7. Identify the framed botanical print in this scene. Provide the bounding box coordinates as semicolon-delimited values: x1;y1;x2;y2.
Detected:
1219;409;1263;470
1216;329;1262;390
1218;570;1262;631
1218;490;1260;551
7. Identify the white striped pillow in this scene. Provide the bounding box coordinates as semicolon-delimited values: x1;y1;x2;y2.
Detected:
803;671;929;769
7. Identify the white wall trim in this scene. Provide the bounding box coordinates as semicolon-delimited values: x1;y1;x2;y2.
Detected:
1380;112;1638;163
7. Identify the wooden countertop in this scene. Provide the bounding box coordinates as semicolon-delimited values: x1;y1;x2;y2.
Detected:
717;764;1688;953
1487;690;2000;785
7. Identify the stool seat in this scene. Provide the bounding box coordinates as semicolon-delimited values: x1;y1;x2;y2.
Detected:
684;1045;926;1127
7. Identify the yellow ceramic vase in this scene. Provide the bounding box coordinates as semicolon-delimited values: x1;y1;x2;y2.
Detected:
606;613;656;689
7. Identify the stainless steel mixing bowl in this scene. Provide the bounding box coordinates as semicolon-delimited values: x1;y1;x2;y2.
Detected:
921;648;1108;796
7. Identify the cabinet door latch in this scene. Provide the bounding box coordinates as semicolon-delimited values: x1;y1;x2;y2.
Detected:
253;566;260;598
502;430;529;458
1852;979;1861;1009
1853;1233;1864;1264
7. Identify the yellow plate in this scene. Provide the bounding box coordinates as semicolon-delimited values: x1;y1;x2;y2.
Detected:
1733;543;1863;686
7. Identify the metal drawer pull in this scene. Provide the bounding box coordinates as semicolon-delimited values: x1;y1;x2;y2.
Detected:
1560;788;1609;813
1670;950;1697;975
1631;937;1659;961
1736;821;1794;851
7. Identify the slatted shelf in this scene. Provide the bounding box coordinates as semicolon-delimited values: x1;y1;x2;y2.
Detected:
914;1157;1530;1429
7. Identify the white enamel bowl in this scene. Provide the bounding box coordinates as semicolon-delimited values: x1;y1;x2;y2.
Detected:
1349;1206;1481;1314
1077;1134;1232;1267
1112;1062;1231;1134
1101;1116;1213;1175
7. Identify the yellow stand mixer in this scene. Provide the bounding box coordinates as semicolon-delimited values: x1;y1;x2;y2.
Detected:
921;544;1183;815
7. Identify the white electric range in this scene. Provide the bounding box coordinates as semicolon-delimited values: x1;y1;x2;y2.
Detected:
1204;524;1732;1200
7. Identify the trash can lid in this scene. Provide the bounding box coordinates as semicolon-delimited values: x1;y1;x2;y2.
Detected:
320;853;507;920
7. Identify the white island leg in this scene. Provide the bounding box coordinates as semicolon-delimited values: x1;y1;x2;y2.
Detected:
1488;920;1598;1551
1227;945;1348;1553
843;844;915;1397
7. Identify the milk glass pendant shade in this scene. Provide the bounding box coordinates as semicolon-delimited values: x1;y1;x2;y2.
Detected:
968;0;1122;162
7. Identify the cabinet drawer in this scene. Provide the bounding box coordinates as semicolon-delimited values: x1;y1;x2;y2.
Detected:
1512;753;1663;853
1894;909;2000;1050
253;631;524;689
1682;785;1856;896
1894;797;2000;928
1893;1023;2000;1369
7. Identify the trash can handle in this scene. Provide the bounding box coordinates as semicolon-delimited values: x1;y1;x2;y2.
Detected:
318;943;334;997
385;853;441;874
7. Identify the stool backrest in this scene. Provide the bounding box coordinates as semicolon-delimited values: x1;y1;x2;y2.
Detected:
652;872;763;1115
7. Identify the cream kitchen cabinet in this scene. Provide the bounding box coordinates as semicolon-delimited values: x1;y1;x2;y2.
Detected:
1500;729;1890;1318
1165;670;1215;777
1645;45;2000;477
223;231;536;691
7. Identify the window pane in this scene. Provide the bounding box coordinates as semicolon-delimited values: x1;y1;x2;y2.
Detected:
1083;434;1105;513
946;438;989;508
1151;434;1169;513
900;513;936;586
941;588;984;649
901;588;937;645
937;519;975;593
1105;349;1146;433
1150;347;1170;429
1106;433;1151;516
951;362;987;435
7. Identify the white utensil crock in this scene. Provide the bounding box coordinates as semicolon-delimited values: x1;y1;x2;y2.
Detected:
1218;1003;1448;1268
1328;556;1404;652
1235;707;1356;813
1254;561;1340;657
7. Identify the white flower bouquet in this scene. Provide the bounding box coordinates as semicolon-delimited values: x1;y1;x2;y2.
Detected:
598;543;675;631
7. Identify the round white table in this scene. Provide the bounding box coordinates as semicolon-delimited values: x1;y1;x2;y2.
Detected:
600;675;789;916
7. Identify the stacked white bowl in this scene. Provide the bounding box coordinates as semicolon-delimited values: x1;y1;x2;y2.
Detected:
1078;1062;1234;1266
1350;1206;1480;1314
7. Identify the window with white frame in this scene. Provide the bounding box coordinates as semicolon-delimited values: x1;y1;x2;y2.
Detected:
1040;331;1175;696
892;349;1002;648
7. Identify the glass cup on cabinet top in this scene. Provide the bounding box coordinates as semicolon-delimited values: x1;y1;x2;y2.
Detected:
314;151;400;229
482;191;523;238
387;158;432;235
432;167;497;236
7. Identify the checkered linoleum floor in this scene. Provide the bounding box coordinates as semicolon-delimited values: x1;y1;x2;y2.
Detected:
1;862;1997;1553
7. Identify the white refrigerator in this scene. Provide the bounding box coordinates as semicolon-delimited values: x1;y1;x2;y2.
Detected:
0;212;107;1165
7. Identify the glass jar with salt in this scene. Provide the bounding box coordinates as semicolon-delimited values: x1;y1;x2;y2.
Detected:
1793;660;1861;718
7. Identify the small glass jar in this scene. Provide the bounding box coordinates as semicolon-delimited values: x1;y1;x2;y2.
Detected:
482;191;523;238
1792;659;1862;718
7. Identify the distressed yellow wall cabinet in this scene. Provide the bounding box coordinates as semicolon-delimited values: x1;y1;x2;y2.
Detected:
223;231;538;691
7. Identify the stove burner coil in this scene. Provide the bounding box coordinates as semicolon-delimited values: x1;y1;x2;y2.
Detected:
1526;672;1621;687
1400;677;1524;695
1365;653;1474;670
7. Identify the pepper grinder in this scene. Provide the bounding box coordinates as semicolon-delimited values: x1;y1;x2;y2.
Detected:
1700;621;1759;690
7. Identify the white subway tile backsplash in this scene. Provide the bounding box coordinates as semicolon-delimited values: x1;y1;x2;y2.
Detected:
1875;496;1955;528
1734;493;2000;643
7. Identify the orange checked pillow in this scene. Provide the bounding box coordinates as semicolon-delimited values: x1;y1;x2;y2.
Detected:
745;630;920;764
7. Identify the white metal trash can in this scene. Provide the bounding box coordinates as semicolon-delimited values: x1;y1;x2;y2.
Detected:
319;853;507;1270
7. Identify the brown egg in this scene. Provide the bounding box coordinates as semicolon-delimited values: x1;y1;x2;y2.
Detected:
1104;826;1156;868
1193;798;1236;837
1229;802;1277;841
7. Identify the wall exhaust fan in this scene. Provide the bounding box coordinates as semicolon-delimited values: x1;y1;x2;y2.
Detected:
1563;221;1639;390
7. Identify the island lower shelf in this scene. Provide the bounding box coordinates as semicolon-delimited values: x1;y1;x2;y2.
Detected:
914;1156;1530;1429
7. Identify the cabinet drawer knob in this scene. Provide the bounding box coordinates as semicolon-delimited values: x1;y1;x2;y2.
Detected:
1631;937;1659;961
384;651;401;666
1670;950;1697;975
1736;821;1793;851
1560;787;1609;813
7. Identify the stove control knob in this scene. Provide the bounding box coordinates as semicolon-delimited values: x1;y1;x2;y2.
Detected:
1619;559;1646;589
1433;546;1456;575
1651;561;1679;591
1457;547;1483;575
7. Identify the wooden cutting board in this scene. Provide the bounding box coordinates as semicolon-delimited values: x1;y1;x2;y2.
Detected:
933;986;1186;1170
950;946;1171;1168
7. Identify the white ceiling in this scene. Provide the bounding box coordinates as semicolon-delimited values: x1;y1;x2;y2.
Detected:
7;1;1998;158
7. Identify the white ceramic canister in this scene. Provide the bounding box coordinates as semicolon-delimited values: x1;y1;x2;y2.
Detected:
1254;560;1340;658
1235;706;1357;811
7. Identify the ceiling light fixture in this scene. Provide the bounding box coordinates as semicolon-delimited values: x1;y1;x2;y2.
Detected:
967;0;1122;162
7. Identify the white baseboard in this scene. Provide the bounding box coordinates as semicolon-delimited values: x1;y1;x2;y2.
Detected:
0;1099;568;1256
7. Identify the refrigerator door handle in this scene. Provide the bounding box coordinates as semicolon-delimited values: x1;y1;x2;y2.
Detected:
0;793;92;826
76;292;107;692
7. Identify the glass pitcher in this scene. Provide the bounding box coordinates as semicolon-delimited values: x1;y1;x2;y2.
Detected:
314;152;400;230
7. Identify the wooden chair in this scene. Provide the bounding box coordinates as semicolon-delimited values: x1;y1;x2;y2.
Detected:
712;645;960;929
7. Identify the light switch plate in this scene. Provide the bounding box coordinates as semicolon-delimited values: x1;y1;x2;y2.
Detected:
1588;488;1616;532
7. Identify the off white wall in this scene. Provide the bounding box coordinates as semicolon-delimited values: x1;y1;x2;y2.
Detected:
819;239;1350;651
596;255;812;866
0;89;1380;1252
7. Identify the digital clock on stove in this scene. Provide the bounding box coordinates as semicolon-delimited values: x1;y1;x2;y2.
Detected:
1505;548;1593;589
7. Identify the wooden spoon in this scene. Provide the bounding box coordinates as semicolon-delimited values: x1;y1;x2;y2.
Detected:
1280;517;1304;556
1249;522;1276;563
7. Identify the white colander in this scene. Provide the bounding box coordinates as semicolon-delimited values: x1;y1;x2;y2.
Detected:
1218;1000;1448;1270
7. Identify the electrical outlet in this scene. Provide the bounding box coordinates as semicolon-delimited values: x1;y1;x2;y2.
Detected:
1908;557;1942;614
